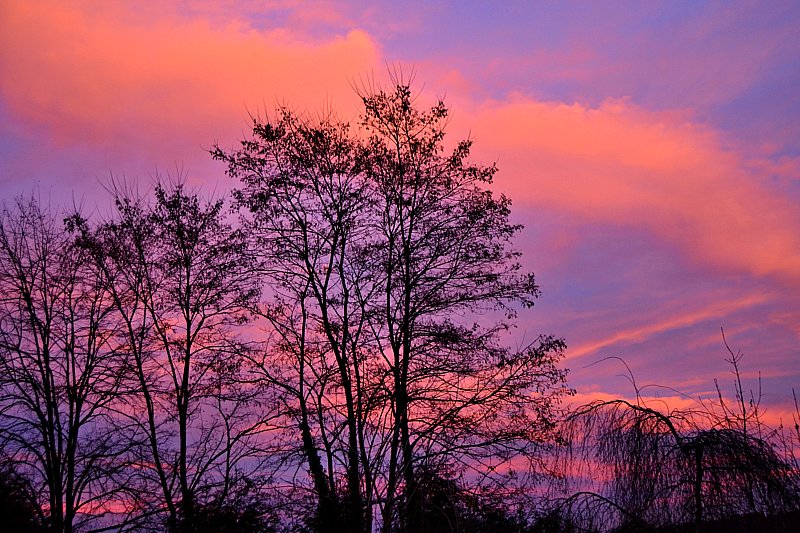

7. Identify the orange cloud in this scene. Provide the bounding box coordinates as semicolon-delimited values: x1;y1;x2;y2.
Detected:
455;96;800;282
3;1;800;288
569;389;799;433
566;293;770;360
0;1;379;163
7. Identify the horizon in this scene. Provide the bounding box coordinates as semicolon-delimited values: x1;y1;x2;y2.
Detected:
1;0;798;418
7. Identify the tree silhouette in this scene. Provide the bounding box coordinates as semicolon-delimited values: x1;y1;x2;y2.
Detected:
0;196;132;532
213;78;571;532
547;352;800;532
216;107;376;531
0;79;573;532
71;182;269;531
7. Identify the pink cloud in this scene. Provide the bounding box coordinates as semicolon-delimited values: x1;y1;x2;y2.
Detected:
452;96;800;282
566;293;771;360
0;1;379;170
569;389;797;434
9;1;797;290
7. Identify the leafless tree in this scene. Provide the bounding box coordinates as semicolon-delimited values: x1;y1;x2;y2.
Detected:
0;195;133;532
548;351;800;532
215;108;379;531
213;78;571;532
357;80;569;532
71;182;270;531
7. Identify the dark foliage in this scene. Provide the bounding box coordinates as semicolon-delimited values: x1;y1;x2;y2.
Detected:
397;462;533;533
0;463;42;532
211;77;571;532
544;352;800;533
176;483;279;533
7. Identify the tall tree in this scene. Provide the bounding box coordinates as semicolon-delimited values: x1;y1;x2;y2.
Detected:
214;79;570;532
0;196;131;532
72;182;266;531
358;81;568;531
215;110;378;532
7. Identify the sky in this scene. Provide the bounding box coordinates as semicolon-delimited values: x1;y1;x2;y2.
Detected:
1;0;799;421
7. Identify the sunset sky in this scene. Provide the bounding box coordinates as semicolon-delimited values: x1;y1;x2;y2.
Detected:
2;1;798;419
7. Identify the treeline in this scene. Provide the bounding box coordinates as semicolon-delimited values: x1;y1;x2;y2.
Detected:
2;82;798;533
0;82;570;532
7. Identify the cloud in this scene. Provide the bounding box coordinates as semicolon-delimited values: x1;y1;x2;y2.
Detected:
569;389;797;432
455;96;800;282
2;2;798;403
566;293;770;360
5;1;798;287
0;1;379;170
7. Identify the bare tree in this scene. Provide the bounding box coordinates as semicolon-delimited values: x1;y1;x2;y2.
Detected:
548;352;800;532
0;79;571;531
0;195;132;532
71;182;269;531
213;78;571;532
215;108;379;532
357;80;569;531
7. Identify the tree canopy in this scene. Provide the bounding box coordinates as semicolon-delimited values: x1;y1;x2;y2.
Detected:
0;81;571;532
212;80;571;532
